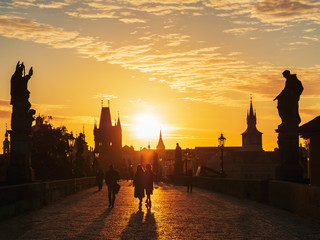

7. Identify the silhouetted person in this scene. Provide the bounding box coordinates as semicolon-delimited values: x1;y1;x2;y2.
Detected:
187;169;193;193
105;165;120;208
96;169;104;191
133;165;145;209
174;143;182;175
144;164;154;208
274;70;303;127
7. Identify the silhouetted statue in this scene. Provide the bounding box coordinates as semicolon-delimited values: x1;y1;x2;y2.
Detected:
105;165;120;208
275;70;304;182
7;62;35;183
10;61;35;133
274;70;303;127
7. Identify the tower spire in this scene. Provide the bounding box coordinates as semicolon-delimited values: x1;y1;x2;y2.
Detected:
249;95;254;116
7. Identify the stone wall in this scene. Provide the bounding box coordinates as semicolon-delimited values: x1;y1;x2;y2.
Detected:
0;177;96;221
170;175;320;223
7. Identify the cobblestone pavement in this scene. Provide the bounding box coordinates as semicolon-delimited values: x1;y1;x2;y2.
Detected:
1;181;320;240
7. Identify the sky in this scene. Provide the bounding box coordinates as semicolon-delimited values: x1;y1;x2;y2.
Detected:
0;0;319;151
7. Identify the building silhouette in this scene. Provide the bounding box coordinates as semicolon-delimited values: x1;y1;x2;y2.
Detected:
94;103;122;172
195;98;278;180
241;97;263;151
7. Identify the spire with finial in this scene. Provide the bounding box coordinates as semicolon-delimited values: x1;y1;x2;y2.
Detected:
117;111;121;129
156;129;165;150
101;100;103;108
241;96;262;150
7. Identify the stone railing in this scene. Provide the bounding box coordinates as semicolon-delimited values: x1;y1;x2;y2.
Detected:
0;177;96;221
169;175;320;224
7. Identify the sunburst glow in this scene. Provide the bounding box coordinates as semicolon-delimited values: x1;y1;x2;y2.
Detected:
133;113;161;139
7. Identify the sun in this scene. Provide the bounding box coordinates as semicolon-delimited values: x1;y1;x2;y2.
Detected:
133;113;161;139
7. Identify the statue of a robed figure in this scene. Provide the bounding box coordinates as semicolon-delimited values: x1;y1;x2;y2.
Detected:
274;70;304;127
7;62;36;183
274;70;303;182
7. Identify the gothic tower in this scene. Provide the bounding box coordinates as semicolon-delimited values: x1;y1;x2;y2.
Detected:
3;125;9;155
94;102;122;172
241;97;263;151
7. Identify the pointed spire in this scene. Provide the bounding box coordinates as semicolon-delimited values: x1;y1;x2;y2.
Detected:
5;123;8;138
156;129;165;150
101;100;103;108
249;95;254;116
148;141;150;150
117;111;121;128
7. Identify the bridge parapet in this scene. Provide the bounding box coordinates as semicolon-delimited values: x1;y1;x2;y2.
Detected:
0;177;95;221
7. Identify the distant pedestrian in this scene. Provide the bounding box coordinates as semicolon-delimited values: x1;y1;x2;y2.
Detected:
133;165;145;209
187;169;193;193
144;164;154;208
96;169;104;191
105;165;120;208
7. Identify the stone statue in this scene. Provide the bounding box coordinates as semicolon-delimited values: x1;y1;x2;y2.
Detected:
10;61;36;133
274;70;303;127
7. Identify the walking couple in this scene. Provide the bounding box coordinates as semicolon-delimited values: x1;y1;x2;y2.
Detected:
133;164;154;210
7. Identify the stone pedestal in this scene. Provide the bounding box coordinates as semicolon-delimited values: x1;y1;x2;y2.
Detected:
6;131;34;184
276;125;303;182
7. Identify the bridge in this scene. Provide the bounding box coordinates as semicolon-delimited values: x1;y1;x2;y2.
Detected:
1;181;320;239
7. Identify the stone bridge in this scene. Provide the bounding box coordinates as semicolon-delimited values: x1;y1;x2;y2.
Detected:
1;181;320;239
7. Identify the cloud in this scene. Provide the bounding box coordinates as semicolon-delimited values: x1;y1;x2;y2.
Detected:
118;18;146;24
93;94;119;100
10;0;72;9
224;27;257;35
251;0;320;25
1;14;320;108
0;15;80;47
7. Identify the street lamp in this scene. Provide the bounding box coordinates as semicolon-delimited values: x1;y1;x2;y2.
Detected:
68;132;75;176
185;148;190;174
218;133;226;177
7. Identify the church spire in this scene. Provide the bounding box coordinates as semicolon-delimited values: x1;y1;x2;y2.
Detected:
241;97;263;151
117;112;121;129
156;129;165;150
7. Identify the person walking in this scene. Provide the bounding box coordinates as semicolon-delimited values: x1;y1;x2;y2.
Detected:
187;168;193;193
96;169;104;191
144;164;154;208
133;165;145;209
105;165;120;208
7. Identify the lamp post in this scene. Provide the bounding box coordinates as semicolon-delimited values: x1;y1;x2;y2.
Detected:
68;132;75;177
68;132;76;191
185;148;190;174
218;133;226;177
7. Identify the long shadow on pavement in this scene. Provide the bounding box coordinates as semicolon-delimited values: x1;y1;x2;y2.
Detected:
120;209;158;240
71;207;112;240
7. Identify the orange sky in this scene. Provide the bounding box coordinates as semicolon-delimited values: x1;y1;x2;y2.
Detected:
0;0;320;151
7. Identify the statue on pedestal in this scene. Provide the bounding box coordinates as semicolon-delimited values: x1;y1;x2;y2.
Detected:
7;62;35;183
274;70;303;182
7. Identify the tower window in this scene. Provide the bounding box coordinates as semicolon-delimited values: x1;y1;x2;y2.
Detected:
99;142;102;147
110;142;113;146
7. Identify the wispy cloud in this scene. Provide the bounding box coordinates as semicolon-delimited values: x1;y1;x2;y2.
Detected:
93;94;119;100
